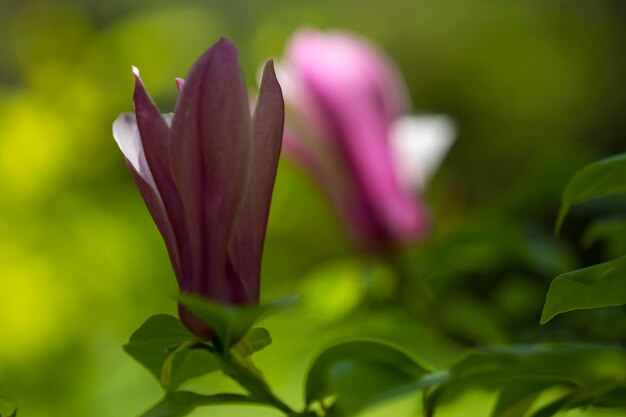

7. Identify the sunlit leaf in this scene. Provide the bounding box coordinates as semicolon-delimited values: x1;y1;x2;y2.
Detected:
556;153;626;232
541;256;626;324
178;294;297;350
305;340;430;416
123;314;219;391
141;392;256;417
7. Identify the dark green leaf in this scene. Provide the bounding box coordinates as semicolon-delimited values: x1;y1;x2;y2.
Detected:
305;340;430;416
594;386;626;407
141;392;257;417
491;381;555;417
526;385;618;417
541;256;626;324
582;217;626;259
178;294;297;349
123;314;219;391
528;395;573;417
556;153;626;232
425;344;626;416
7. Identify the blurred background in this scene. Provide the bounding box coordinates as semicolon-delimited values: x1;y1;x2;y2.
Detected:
1;0;625;416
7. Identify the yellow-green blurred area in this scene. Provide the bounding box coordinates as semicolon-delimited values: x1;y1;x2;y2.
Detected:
1;0;625;416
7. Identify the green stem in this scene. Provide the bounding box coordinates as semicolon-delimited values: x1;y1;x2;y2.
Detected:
213;349;303;416
161;339;203;389
222;354;300;416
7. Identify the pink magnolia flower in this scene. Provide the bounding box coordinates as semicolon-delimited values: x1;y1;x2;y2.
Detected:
113;39;284;338
277;29;454;251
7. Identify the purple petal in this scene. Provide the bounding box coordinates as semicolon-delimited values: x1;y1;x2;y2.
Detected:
169;38;252;303
113;113;183;277
175;78;185;92
132;68;192;284
285;29;409;128
229;60;284;302
281;29;429;248
113;112;158;191
132;67;172;180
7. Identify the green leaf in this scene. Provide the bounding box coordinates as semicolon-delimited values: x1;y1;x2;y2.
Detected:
232;327;272;358
141;392;257;417
541;256;626;324
178;294;297;349
526;384;619;417
453;344;626;382
594;386;626;407
556;153;626;232
424;344;626;416
227;327;274;388
0;399;17;417
528;395;573;417
491;381;555;417
305;340;430;416
123;314;219;391
582;217;626;259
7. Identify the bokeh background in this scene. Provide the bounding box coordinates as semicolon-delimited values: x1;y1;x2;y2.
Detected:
1;1;625;416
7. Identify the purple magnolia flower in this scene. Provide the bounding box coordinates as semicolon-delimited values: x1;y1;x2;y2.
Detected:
277;29;454;251
112;39;284;338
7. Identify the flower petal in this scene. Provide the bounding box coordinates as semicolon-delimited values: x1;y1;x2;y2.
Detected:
175;78;185;92
113;113;182;277
169;38;252;302
280;28;429;248
230;60;284;302
112;112;157;191
389;115;456;192
285;29;409;127
132;68;189;284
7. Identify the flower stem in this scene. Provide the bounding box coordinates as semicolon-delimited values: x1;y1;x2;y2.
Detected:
216;350;304;416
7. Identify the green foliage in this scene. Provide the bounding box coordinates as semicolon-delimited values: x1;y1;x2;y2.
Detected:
126;303;298;417
556;153;626;232
583;217;626;259
424;345;626;417
543;153;626;323
541;256;626;323
233;327;272;357
142;392;256;417
67;297;626;417
178;294;297;350
491;381;554;417
305;340;430;416
123;314;219;391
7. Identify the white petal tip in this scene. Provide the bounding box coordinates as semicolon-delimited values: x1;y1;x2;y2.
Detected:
132;66;140;77
390;115;457;191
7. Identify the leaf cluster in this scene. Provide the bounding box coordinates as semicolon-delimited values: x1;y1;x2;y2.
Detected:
125;296;626;417
543;153;626;322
